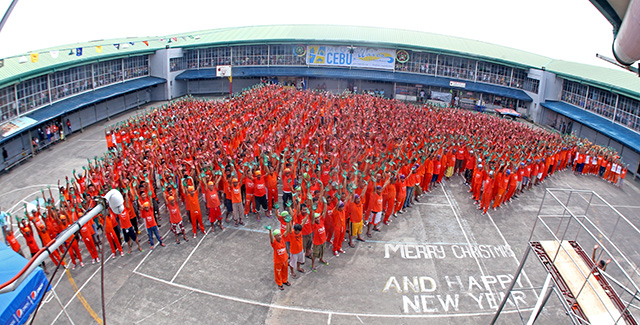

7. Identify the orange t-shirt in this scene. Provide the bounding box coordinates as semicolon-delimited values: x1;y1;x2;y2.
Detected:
369;192;384;212
271;239;288;264
289;232;303;254
230;184;242;203
348;201;364;223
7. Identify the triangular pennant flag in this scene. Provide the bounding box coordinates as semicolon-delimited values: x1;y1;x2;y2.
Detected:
142;40;149;46
18;56;28;63
122;43;130;49
76;48;83;56
95;46;103;53
50;50;59;58
129;42;135;46
194;35;200;40
114;44;120;50
0;59;4;68
172;37;177;42
159;38;164;42
181;36;187;41
68;49;74;55
30;53;39;63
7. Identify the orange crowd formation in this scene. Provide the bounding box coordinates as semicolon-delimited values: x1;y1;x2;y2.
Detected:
2;84;628;288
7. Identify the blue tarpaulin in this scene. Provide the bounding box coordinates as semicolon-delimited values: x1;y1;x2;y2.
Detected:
0;242;49;325
175;66;533;102
541;101;640;154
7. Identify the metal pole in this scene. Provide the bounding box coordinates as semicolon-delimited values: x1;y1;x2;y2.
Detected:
0;0;20;34
0;203;105;294
491;244;532;324
526;274;553;325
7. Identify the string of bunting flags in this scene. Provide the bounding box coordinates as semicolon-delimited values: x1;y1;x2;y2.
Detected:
0;34;203;68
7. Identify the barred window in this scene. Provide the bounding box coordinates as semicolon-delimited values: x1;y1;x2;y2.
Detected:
93;59;123;88
123;56;149;80
269;45;306;66
586;87;616;118
232;45;268;66
560;80;588;108
394;50;437;75
523;77;540;93
16;76;49;115
616;95;640;131
436;55;476;81
0;86;16;122
199;47;231;68
49;65;92;101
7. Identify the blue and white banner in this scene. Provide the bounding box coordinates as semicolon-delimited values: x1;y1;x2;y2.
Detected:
307;45;395;70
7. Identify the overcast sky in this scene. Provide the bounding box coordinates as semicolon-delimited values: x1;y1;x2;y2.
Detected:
0;0;616;68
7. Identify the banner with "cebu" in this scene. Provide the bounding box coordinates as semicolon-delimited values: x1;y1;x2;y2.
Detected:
306;45;396;70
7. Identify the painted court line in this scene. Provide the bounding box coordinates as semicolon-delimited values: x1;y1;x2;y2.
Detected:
134;269;534;319
440;183;487;279
171;228;211;283
51;255;113;324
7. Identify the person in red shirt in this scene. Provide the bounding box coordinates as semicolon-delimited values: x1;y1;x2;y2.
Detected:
119;200;142;253
267;224;291;290
253;170;269;220
382;174;397;225
141;202;164;248
311;210;329;272
58;214;83;269
332;200;347;256
286;211;306;278
185;185;205;238
167;195;189;244
79;218;99;263
264;165;279;215
347;191;366;248
105;210;124;258
202;177;224;232
367;182;388;237
3;214;23;257
243;172;256;219
395;175;407;215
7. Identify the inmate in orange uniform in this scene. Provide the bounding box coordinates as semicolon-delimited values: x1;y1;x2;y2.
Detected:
271;235;289;288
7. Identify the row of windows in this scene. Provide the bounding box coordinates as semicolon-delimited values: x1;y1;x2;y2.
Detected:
0;56;149;122
561;80;640;132
169;45;539;94
170;45;308;72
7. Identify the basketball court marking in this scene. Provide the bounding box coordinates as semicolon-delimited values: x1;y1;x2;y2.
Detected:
170;228;211;283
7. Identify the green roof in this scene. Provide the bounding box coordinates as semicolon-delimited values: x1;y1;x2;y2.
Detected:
1;24;638;100
544;60;640;100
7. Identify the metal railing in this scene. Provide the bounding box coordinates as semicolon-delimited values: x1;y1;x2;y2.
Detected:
492;188;640;324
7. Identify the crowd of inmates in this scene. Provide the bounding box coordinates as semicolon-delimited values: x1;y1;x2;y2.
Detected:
1;84;628;289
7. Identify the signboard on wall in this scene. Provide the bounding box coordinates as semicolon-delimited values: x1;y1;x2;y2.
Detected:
307;45;395;70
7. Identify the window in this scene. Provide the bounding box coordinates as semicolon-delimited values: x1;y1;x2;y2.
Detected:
616;95;640;132
93;59;123;88
476;61;511;86
49;65;92;101
16;76;49;115
123;56;149;80
511;69;527;89
586;87;616;118
394;50;438;75
0;86;16;122
523;77;540;93
170;50;196;72
436;55;476;81
269;45;306;66
199;47;231;68
232;45;268;66
561;80;588;108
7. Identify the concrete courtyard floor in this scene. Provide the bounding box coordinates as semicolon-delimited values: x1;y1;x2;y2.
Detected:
1;102;639;324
